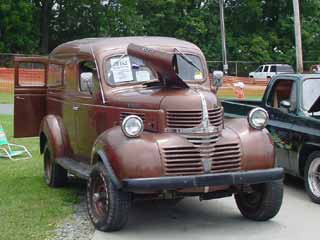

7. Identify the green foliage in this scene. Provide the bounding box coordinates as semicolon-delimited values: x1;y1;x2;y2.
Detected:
0;0;39;53
0;0;319;64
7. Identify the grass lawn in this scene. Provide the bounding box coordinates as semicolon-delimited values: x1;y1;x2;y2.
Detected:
0;115;78;240
0;93;14;104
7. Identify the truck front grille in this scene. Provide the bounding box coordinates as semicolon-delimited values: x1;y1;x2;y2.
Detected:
161;135;241;176
166;107;223;129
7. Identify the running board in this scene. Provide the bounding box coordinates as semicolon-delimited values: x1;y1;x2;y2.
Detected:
56;157;91;179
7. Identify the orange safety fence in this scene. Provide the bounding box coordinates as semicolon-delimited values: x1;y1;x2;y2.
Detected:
0;68;14;93
1;68;268;97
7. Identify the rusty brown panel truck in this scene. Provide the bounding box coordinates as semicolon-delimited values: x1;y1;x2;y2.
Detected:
13;37;283;232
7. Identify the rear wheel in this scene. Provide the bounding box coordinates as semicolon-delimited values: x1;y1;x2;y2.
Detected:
43;144;68;187
304;151;320;204
87;163;131;232
235;181;283;221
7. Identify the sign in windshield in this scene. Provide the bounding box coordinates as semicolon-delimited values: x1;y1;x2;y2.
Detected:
106;56;156;85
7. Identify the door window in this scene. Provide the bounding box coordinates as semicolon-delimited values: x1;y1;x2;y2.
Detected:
18;62;45;87
263;66;269;72
270;66;276;72
267;79;296;111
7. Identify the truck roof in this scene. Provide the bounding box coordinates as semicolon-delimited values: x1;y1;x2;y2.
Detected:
274;73;320;80
50;37;201;56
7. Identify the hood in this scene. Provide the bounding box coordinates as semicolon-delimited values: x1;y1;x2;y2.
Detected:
107;86;219;110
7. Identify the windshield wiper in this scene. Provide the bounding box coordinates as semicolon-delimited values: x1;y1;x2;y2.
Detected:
174;48;201;72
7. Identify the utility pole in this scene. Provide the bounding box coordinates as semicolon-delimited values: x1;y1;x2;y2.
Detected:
219;0;228;75
293;0;303;73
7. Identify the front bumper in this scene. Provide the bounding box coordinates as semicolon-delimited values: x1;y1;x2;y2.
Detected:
122;168;283;191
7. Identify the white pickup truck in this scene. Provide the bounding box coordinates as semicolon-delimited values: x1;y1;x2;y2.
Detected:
249;64;294;80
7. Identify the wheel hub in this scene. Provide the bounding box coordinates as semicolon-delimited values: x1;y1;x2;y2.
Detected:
91;174;109;218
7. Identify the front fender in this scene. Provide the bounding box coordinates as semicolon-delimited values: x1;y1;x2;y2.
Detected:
225;118;275;170
91;126;162;180
39;114;72;158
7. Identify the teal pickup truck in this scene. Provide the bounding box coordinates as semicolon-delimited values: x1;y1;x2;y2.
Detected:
222;74;320;204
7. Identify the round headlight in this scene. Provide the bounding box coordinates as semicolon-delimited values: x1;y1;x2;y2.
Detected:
248;107;269;130
121;115;144;138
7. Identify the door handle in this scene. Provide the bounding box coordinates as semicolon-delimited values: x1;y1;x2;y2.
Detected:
72;106;79;111
16;96;25;100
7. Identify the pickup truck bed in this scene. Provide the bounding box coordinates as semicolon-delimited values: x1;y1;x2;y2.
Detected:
222;99;262;118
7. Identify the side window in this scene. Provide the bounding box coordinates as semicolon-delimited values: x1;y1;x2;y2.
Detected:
267;80;296;111
18;62;45;86
270;66;276;72
263;66;269;72
79;61;97;93
48;64;64;87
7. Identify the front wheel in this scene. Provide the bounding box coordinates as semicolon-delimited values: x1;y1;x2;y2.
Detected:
304;151;320;204
235;181;283;221
87;163;131;232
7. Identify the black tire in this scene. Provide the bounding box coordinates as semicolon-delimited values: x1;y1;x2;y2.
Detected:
43;144;68;187
87;162;131;232
235;181;283;221
304;151;320;204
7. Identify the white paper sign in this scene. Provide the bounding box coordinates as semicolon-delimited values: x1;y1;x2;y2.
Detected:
136;71;150;82
110;57;133;83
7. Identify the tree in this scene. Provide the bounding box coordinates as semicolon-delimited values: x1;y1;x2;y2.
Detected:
32;0;55;54
0;0;38;53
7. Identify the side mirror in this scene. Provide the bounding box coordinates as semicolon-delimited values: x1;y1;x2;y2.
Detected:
212;70;224;89
280;100;291;113
80;72;93;94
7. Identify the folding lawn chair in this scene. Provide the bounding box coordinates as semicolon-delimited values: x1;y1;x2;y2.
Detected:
0;124;32;160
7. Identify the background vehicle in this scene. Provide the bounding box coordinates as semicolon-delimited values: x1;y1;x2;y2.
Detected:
13;37;283;231
310;65;320;73
222;74;320;204
249;64;294;80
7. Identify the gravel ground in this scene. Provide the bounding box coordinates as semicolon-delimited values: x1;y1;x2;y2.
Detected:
51;183;95;240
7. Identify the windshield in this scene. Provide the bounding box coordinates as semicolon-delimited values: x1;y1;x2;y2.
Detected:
176;54;204;81
105;54;204;85
302;79;320;113
105;55;156;85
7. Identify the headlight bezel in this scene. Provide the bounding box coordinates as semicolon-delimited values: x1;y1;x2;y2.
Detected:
121;115;144;138
248;107;269;130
